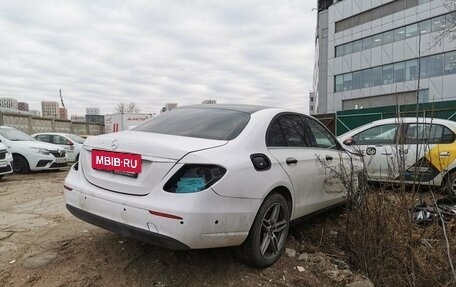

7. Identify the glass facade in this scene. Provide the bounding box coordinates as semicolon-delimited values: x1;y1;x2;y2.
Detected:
335;0;433;33
335;12;455;58
334;50;456;93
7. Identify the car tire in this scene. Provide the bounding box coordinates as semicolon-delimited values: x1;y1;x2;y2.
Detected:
234;193;290;268
12;155;29;174
444;171;456;196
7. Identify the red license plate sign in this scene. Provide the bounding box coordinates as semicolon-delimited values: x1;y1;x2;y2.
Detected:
92;150;142;174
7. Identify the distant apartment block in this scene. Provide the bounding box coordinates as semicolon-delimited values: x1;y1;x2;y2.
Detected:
59;107;68;120
71;115;85;122
41;101;59;118
17;102;29;112
0;97;18;110
85;114;104;124
161;102;178;113
86;107;100;115
202;99;217;104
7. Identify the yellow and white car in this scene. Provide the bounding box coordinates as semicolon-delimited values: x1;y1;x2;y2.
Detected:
338;118;456;194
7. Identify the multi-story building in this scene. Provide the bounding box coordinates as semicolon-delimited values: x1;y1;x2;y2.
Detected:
59;107;68;120
17;102;29;112
71;115;85;122
314;0;454;114
86;107;100;115
41;101;59;118
0;97;18;110
309;91;315;114
202;99;217;104
161;102;178;113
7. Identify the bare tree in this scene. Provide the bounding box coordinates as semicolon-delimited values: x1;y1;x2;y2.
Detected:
434;1;456;44
115;102;140;113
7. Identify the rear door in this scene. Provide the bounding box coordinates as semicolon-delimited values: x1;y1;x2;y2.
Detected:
305;116;351;202
351;123;400;180
52;135;76;161
402;123;456;182
266;113;326;218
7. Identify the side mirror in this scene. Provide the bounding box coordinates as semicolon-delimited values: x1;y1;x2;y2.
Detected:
66;140;74;146
343;137;355;146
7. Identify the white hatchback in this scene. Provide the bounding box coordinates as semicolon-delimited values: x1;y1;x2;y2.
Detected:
32;132;85;162
338;117;456;194
0;142;13;179
0;126;69;173
64;105;362;267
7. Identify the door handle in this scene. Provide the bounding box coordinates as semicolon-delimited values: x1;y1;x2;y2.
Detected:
325;155;333;161
439;151;451;157
381;152;392;156
286;157;298;165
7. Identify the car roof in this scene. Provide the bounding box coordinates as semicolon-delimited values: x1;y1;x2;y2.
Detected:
178;104;271;114
339;117;456;138
32;132;70;136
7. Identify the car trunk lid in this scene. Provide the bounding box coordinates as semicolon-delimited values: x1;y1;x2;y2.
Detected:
81;131;227;195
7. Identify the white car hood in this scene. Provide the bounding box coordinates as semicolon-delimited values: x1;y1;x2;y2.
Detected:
10;140;63;151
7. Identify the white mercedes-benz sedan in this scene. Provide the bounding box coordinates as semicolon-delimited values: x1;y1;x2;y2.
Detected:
64;105;362;267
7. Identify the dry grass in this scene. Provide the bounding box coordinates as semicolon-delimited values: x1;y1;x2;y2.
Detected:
341;186;456;286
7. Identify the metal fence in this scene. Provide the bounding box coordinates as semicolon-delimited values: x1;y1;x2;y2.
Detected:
0;111;104;135
335;100;456;135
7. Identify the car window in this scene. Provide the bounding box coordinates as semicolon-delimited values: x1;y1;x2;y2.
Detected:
53;135;68;145
67;134;85;144
306;118;338;149
133;107;250;141
0;127;35;141
266;114;309;147
36;134;52;143
405;123;455;144
353;124;398;145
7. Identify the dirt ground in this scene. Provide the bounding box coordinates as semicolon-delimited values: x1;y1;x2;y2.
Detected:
0;170;371;287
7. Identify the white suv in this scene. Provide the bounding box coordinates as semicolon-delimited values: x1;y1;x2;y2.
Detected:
0;126;69;173
32;132;85;162
0;142;13;179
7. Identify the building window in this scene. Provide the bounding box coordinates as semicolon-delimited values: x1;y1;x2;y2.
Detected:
352;71;362;90
352;40;362;53
394;26;406;41
362;37;373;50
419;19;431;34
394;62;406;83
430;54;444;77
344;42;352;55
394;0;406;12
372;67;383;86
445;51;456;75
343;73;352;91
382;30;393;45
405;24;418;38
361;69;372;88
383;2;394;17
432;15;446;32
373;34;382;47
405;59;418;81
420;56;430;78
335;75;344;92
336;45;344;57
383;65;394;85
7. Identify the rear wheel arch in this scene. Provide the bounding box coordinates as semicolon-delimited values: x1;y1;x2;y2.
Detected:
266;186;293;219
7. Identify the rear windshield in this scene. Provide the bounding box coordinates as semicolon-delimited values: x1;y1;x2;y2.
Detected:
133;108;250;140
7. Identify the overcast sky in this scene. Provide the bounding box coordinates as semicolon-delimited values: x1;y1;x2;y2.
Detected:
0;1;317;116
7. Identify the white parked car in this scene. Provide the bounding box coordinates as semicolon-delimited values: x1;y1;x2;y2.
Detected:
338;117;456;194
0;126;69;173
0;142;13;179
64;105;362;267
32;132;85;162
